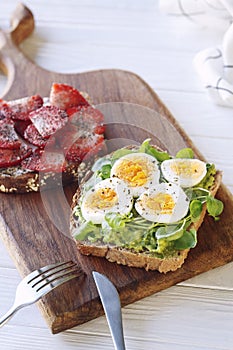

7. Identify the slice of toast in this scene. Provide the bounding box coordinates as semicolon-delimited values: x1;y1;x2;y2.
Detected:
71;144;223;273
0;85;105;193
0;161;89;193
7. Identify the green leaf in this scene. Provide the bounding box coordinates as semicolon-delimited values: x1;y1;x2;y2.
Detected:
155;221;185;241
138;138;151;153
104;212;133;229
175;148;194;159
173;229;197;250
111;148;134;163
190;199;203;222
186;187;209;201
92;156;111;172
98;164;112;179
138;139;170;162
206;196;224;220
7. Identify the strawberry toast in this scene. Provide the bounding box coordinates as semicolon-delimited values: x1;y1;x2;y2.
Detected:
0;83;105;193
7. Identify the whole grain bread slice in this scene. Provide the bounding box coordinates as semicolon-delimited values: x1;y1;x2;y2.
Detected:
71;145;222;273
0;161;89;193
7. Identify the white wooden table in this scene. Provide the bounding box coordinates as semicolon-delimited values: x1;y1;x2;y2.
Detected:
0;1;233;349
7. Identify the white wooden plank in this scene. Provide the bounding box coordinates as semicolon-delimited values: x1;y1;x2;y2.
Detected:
20;41;199;93
0;325;113;350
157;90;233;139
2;284;233;349
0;268;47;329
181;262;233;290
121;285;233;350
0;237;16;268
0;0;225;94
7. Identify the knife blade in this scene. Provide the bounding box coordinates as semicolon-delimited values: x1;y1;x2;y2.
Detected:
92;271;126;350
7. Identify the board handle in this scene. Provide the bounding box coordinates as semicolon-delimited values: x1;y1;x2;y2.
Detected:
0;3;43;99
0;3;34;70
10;3;35;45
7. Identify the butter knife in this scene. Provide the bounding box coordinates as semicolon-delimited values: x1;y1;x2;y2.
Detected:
92;271;126;350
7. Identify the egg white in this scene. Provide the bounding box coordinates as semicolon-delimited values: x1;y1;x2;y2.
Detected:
161;158;207;188
81;177;133;224
110;153;160;197
135;182;190;224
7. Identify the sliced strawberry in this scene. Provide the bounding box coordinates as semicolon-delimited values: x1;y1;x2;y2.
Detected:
94;124;105;135
21;149;67;173
0;120;22;149
0;100;14;121
14;120;32;138
24;124;55;149
9;95;44;121
55;123;82;151
49;83;89;110
0;144;32;168
65;133;104;162
29;105;68;138
67;105;105;135
21;149;42;171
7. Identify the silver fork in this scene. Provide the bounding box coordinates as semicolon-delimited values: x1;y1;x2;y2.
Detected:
0;260;83;327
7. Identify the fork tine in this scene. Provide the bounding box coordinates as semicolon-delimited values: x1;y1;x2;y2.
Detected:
30;262;77;286
34;264;83;292
35;272;82;297
27;261;76;284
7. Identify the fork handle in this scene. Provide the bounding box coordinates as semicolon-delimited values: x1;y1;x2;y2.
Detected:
0;304;20;327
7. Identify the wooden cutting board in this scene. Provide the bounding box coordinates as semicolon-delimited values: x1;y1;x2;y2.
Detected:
0;4;233;334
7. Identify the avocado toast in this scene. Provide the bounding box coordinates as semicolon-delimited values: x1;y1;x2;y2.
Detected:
71;140;223;273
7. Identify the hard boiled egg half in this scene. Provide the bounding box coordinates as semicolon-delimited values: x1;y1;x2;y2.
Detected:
110;153;160;197
135;182;189;224
161;158;207;188
81;177;133;224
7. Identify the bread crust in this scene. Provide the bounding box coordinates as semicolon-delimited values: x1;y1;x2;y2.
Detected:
71;146;222;273
0;161;90;193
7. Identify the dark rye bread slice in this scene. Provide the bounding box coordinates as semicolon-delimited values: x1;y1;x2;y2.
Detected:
0;161;90;193
70;145;223;273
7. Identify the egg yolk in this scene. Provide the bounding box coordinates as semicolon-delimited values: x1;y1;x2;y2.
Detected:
145;193;175;214
89;188;118;209
171;161;202;179
114;159;148;187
